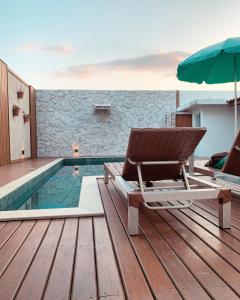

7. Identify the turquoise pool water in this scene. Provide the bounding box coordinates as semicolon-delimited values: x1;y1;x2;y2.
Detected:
1;157;124;211
19;165;104;210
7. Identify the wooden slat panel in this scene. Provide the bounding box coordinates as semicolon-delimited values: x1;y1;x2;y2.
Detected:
98;180;154;300
94;216;125;299
71;218;97;300
43;218;78;300
15;220;64;300
0;220;50;299
0;60;10;166
29;85;37;159
107;181;181;299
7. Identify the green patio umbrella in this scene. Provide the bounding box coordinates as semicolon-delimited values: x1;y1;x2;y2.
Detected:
177;37;240;136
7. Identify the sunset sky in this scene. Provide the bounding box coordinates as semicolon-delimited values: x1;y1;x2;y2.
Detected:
1;0;240;90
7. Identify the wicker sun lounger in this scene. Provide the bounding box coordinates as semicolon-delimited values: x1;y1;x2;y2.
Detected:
104;128;232;235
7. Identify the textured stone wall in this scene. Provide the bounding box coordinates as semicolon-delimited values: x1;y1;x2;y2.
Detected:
36;90;176;157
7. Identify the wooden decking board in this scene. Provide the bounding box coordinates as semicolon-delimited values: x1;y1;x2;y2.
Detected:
94;216;125;299
15;219;64;300
0;220;50;299
176;202;240;255
43;218;78;300
155;208;240;296
194;200;240;231
98;180;154;300
142;206;238;300
0;221;7;232
71;218;97;300
107;181;181;300
2;175;240;298
0;221;36;276
0;220;21;248
164;206;240;273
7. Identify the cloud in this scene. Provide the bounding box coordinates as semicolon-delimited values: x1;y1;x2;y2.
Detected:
19;43;74;54
57;51;190;78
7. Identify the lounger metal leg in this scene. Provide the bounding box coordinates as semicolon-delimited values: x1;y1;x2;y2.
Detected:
218;197;231;228
128;205;139;235
104;169;109;184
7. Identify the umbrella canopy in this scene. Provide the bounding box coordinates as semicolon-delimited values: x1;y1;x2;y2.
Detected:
177;37;240;135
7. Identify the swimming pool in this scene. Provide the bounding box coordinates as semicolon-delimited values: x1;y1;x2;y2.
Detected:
0;157;124;211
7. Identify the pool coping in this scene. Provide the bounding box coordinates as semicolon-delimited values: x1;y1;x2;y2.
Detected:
0;159;105;220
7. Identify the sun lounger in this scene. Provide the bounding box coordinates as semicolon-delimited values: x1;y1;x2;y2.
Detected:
104;128;231;235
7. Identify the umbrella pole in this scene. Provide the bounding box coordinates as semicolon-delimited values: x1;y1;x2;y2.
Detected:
234;55;238;136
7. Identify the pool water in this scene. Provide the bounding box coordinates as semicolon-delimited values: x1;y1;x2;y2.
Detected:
19;164;104;210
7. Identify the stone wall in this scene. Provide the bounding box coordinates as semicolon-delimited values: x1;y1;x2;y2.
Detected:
36;90;176;157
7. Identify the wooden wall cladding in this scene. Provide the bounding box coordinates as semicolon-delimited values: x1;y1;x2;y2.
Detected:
175;114;192;127
0;61;10;166
29;86;37;158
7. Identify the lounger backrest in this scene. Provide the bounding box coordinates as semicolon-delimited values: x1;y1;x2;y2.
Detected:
222;130;240;176
122;128;207;181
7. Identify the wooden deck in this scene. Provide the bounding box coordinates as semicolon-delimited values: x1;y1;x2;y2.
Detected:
2;177;240;299
0;158;56;187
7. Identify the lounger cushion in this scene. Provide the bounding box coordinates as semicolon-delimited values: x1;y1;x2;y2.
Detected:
122;128;206;181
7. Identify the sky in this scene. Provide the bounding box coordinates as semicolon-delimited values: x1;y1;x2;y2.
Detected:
1;0;240;90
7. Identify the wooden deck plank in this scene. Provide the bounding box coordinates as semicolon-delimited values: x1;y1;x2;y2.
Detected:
94;216;125;300
193;200;240;231
98;180;154;300
15;219;64;300
0;158;55;187
156;208;240;296
177;202;240;255
71;218;97;300
43;218;78;300
142;206;239;300
0;220;50;300
0;221;7;232
0;221;21;248
164;207;240;272
0;221;36;275
107;181;182;300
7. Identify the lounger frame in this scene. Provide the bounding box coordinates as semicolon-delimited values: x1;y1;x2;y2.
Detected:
104;159;232;235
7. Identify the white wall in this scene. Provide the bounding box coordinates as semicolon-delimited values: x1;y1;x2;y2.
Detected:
36;90;176;157
191;105;240;157
8;72;30;161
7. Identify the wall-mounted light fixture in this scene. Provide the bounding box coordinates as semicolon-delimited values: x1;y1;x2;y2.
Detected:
72;144;80;157
21;145;25;159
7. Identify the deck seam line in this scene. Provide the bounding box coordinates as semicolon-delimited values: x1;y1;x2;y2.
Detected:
92;217;100;299
176;200;240;255
141;206;223;299
97;179;129;300
108;179;182;299
41;218;66;300
0;220;37;278
69;217;80;300
12;219;52;299
164;201;240;274
190;201;240;237
155;204;240;297
0;221;22;249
